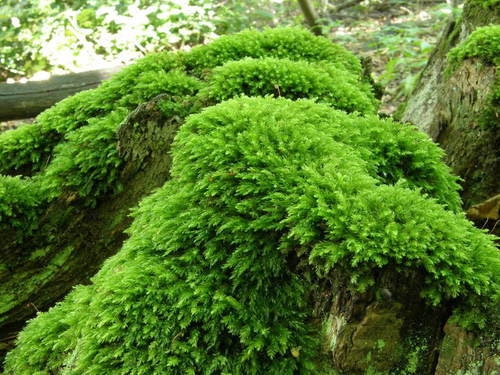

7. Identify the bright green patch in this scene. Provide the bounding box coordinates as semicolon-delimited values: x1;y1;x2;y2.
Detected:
200;57;377;114
0;27;376;241
182;27;363;77
5;97;498;374
447;25;500;72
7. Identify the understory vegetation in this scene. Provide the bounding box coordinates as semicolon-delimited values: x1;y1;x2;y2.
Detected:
1;27;498;374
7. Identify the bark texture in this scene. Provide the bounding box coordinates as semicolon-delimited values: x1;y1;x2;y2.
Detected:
401;1;499;208
318;270;449;374
0;95;179;363
434;320;499;375
398;2;499;372
297;0;322;35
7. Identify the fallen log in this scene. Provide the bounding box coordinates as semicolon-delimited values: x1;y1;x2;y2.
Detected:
0;66;124;121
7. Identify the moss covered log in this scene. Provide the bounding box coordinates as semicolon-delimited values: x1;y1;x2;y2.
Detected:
1;26;499;374
4;96;498;374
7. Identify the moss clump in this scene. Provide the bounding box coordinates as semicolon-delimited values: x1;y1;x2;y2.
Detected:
0;27;381;368
200;57;377;114
0;53;186;177
41;70;201;206
5;97;498;374
447;25;500;71
182;27;363;76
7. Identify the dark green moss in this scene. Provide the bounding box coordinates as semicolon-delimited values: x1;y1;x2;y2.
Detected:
0;176;50;240
467;0;500;8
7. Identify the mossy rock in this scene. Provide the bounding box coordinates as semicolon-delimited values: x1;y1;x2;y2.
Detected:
5;97;498;374
336;303;404;373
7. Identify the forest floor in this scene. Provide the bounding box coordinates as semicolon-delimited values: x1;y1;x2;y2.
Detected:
326;0;458;115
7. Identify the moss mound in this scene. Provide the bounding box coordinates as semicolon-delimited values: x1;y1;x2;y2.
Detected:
199;57;377;114
2;27;497;373
5;97;498;374
0;27;379;367
181;27;363;76
0;27;371;178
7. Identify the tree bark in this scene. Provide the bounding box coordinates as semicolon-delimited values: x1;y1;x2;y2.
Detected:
318;269;449;375
401;1;500;208
297;0;322;35
392;2;500;372
0;67;123;121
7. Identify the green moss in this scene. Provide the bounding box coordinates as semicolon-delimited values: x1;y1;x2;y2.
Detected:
5;97;498;374
0;27;369;206
44;72;201;206
0;245;74;321
4;27;495;373
0;176;48;240
447;25;500;72
28;247;51;261
0;53;184;177
200;57;377;114
468;0;500;8
0;26;378;242
0;123;60;176
182;27;363;77
0;294;15;316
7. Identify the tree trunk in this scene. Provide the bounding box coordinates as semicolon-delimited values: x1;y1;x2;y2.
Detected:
0;95;179;363
297;0;322;35
401;4;500;372
401;1;499;209
0;67;123;121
